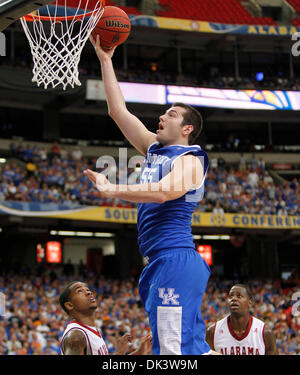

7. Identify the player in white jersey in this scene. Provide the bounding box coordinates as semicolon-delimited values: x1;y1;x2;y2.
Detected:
206;284;277;355
59;281;152;355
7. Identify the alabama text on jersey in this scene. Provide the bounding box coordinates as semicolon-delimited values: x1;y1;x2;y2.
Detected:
213;315;266;355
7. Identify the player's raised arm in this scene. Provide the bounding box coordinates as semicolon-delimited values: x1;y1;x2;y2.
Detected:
62;330;87;355
90;35;157;156
84;154;204;203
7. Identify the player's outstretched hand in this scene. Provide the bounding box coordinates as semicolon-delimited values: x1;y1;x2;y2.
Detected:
83;169;113;196
114;333;132;355
130;333;152;355
89;34;116;61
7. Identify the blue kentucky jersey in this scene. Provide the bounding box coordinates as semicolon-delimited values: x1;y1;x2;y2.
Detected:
137;142;209;257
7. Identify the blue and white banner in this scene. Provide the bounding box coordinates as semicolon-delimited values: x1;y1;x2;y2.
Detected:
1;202;300;230
0;201;83;216
87;80;300;111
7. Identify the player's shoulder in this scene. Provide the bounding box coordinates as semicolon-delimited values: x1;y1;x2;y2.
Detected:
147;141;160;152
61;327;87;355
64;328;86;341
252;315;267;327
62;327;87;350
62;322;88;341
173;145;208;165
178;144;206;156
206;317;225;334
181;145;209;165
215;314;229;325
206;321;216;334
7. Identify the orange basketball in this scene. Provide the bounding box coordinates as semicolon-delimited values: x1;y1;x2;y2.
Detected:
91;6;131;51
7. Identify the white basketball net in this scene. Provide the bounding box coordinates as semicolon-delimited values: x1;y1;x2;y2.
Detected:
20;1;104;90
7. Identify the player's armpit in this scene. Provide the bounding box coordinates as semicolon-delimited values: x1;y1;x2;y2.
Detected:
264;328;278;355
63;330;87;355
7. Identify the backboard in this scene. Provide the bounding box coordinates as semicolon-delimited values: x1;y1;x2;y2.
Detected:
0;0;53;31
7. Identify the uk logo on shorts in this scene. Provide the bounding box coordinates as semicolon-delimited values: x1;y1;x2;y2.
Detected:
158;288;180;305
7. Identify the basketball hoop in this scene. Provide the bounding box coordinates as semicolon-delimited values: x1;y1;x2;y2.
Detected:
20;0;105;90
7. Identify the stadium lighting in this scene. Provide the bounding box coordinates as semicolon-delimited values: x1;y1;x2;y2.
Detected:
50;230;115;238
193;234;230;240
256;72;264;82
76;231;94;237
0;158;6;163
220;235;231;240
202;235;230;240
94;232;115;238
57;231;76;236
193;235;202;239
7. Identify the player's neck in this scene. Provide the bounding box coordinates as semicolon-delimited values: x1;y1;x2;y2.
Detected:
71;313;96;327
162;139;190;147
229;313;250;332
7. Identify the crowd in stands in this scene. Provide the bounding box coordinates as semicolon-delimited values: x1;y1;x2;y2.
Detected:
1;141;137;208
114;68;300;92
82;65;300;92
199;154;300;216
0;141;299;216
0;267;299;355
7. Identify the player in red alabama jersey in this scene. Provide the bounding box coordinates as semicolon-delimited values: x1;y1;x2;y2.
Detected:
206;284;277;355
59;281;152;355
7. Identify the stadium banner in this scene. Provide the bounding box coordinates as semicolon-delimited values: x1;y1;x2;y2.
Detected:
39;7;300;36
87;80;300;111
128;15;300;37
1;202;300;230
147;17;300;37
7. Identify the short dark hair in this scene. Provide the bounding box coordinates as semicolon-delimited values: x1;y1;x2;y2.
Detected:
59;281;79;314
172;102;203;145
231;284;254;301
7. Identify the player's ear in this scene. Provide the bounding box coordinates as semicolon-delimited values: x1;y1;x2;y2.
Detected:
183;124;193;135
64;301;74;313
248;299;254;309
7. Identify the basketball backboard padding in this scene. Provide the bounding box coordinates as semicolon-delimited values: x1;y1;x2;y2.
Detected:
0;0;54;31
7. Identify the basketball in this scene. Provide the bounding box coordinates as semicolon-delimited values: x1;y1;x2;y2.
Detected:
91;6;131;51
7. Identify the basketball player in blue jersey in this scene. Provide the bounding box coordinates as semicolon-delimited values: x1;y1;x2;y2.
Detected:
85;34;218;355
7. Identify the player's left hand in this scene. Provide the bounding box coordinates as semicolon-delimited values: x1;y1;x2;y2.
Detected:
131;333;152;355
83;169;114;197
89;34;116;61
114;333;132;355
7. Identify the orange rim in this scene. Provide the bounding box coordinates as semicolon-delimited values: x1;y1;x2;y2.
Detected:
22;8;102;22
22;0;105;22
